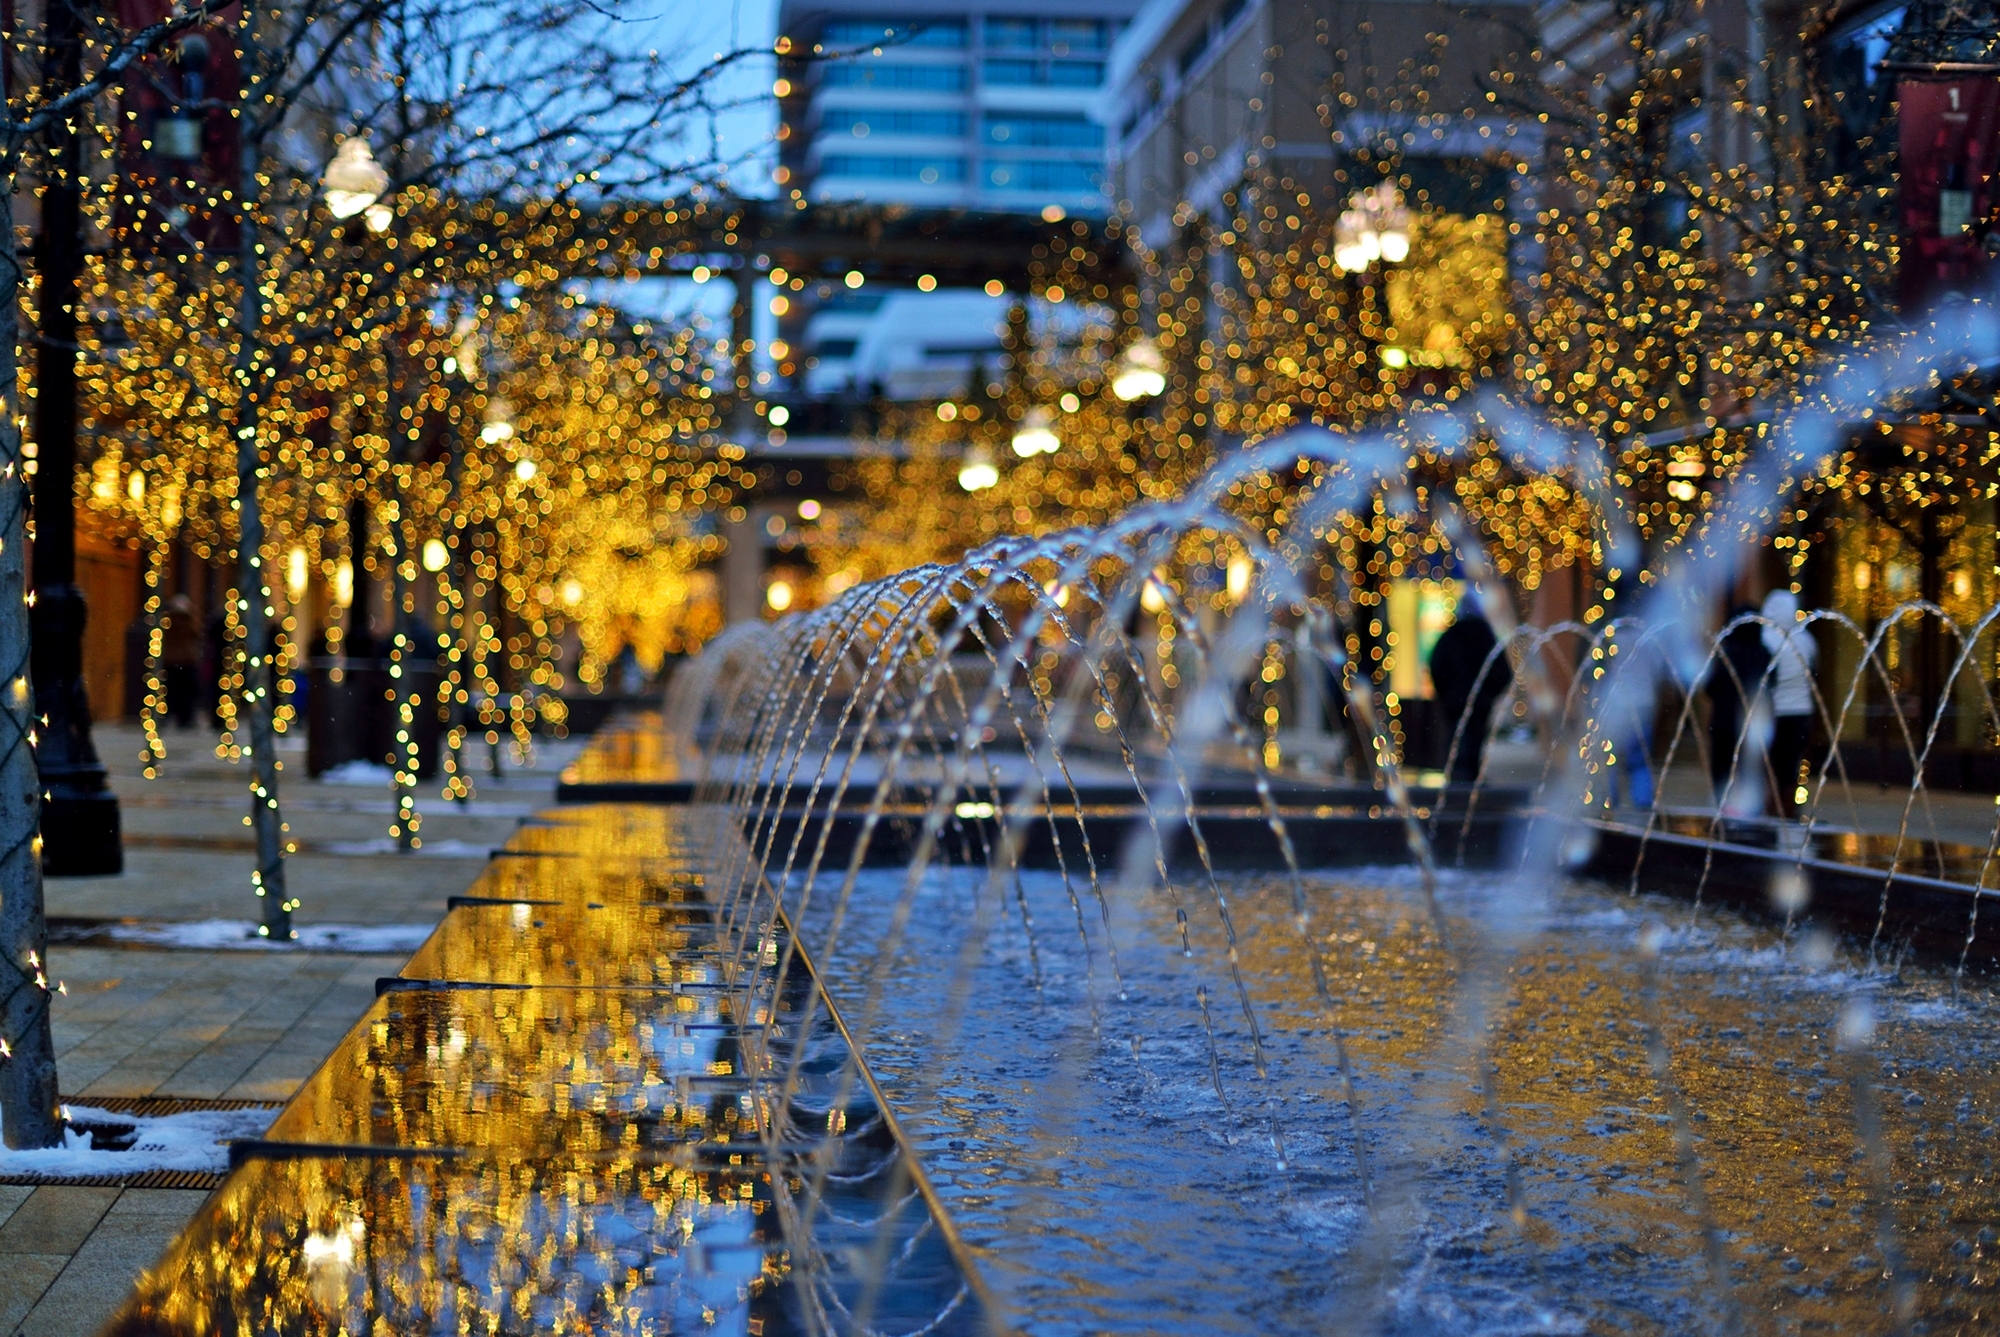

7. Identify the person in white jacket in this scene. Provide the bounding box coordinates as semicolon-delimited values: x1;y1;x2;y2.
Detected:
1761;588;1818;817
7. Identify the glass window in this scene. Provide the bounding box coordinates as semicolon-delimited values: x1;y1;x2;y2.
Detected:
982;58;1040;85
824;18;965;47
823;63;966;91
821;154;967;183
984;18;1038;49
985;113;1101;148
1047;61;1103;87
825;108;967;137
813;339;860;359
1050;19;1104;50
984;159;1100;192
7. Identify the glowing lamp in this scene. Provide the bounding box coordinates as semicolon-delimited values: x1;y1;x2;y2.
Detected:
1328;182;1411;272
480;398;515;445
1110;338;1167;401
514;457;537;482
421;539;450;572
1226;554;1254;603
322;136;388;220
766;579;794;611
1011;406;1060;457
957;444;999;492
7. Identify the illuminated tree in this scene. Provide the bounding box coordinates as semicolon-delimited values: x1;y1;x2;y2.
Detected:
1;1;238;1150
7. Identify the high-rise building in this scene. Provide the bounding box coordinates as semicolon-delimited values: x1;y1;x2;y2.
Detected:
775;1;1144;215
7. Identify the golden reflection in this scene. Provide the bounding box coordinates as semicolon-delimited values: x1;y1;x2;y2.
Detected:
1164;874;2000;1330
107;1154;779;1335
105;804;816;1336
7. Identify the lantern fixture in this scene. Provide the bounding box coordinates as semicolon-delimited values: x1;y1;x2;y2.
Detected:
1011;406;1060;457
1331;182;1412;272
957;443;999;492
1110;338;1167;401
480;398;516;445
323;135;389;220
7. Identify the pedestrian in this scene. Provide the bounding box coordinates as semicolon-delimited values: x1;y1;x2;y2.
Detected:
1760;588;1817;818
1600;623;1656;811
1705;604;1771;807
1429;600;1512;784
161;593;201;729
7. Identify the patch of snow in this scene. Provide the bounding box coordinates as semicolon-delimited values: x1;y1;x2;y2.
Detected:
102;919;434;954
316;760;395;785
0;1104;274;1176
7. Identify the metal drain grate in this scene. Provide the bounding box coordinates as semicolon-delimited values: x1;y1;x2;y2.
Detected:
68;1096;282;1118
0;1096;282;1189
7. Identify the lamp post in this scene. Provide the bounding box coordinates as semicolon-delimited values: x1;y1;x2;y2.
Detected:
323;135;389;230
1010;405;1060;457
1109;337;1167;402
32;0;120;876
1329;183;1413;378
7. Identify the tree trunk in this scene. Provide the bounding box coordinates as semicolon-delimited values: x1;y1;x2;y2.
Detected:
235;148;292;939
0;179;63;1148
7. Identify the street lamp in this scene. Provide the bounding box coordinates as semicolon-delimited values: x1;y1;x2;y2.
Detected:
957;443;999;491
323;136;388;221
1010;405;1060;457
480;398;516;445
1331;183;1412;272
1110;338;1167;401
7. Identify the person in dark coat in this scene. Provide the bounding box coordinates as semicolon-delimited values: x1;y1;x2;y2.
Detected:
1429;608;1512;783
1705;605;1771;803
161;594;201;728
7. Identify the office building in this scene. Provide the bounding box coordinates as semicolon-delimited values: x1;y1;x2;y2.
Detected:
775;0;1144;215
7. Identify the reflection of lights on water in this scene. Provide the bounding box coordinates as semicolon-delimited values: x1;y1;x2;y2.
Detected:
302;1215;365;1310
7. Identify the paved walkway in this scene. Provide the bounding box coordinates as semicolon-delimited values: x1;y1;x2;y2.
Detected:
0;719;581;1337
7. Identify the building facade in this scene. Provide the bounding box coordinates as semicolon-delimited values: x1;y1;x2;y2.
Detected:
776;0;1145;216
1105;0;1536;246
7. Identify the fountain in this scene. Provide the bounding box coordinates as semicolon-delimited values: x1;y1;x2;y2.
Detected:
104;312;2000;1333
662;309;2000;1331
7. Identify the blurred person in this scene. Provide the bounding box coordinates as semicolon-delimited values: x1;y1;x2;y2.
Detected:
1601;628;1656;811
1761;588;1818;818
1705;604;1771;809
1429;604;1512;784
161;593;201;728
